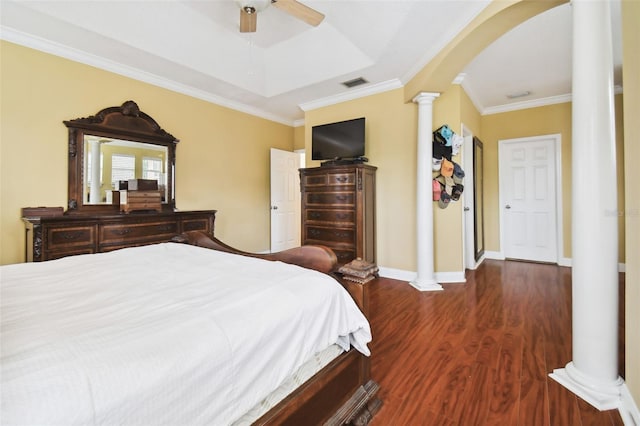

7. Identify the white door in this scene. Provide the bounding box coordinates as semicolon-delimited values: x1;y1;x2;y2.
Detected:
499;136;558;263
270;148;302;252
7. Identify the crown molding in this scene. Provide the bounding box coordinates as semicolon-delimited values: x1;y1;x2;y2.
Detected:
2;26;625;125
0;26;295;126
299;79;403;112
452;73;466;85
482;93;573;115
481;84;623;116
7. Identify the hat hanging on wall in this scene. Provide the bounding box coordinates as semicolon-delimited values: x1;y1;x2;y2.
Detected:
433;124;454;146
440;158;454;177
451;134;464;156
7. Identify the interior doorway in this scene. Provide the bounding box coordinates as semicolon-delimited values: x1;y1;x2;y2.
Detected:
270;148;304;252
498;134;562;263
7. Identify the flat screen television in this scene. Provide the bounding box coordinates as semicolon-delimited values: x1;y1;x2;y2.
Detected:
312;117;365;162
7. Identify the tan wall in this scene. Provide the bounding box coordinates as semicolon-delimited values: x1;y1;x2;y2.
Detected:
304;84;481;274
622;0;640;410
481;103;572;257
293;125;305;151
480;97;625;263
0;41;295;264
461;89;481;136
432;84;482;272
304;88;420;271
432;87;463;272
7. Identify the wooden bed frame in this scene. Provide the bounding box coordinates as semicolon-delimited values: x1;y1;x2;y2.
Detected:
46;101;380;424
171;231;382;425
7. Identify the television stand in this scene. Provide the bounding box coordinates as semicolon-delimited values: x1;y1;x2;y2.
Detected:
321;157;368;167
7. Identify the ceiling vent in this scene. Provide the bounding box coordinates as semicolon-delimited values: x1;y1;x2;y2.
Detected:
341;77;368;88
506;90;531;99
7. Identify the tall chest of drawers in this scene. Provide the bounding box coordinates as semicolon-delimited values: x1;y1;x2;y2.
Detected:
22;210;216;262
300;164;376;265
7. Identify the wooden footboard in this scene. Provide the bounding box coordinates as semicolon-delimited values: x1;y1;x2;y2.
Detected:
171;231;338;274
170;231;381;425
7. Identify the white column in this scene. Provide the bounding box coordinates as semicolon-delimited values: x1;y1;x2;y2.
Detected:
549;0;623;410
410;92;443;292
89;140;101;204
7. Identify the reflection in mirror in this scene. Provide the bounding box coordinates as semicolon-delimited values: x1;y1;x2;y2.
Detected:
83;136;168;205
65;100;178;214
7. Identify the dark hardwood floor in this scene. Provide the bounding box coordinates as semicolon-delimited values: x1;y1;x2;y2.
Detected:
367;259;625;426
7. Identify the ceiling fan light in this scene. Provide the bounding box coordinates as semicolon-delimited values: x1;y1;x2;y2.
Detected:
235;0;271;13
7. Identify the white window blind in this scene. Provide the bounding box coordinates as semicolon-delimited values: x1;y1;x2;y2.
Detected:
112;154;135;186
143;157;162;183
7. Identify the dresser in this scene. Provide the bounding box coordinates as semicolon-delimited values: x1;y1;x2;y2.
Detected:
23;210;216;262
300;164;376;265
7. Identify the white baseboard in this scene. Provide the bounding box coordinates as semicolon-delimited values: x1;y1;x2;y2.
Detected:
558;257;572;267
378;267;466;284
378;267;416;282
378;260;625;283
466;255;486;270
484;251;505;260
620;383;640;426
481;253;625;273
553;257;625;272
436;271;466;283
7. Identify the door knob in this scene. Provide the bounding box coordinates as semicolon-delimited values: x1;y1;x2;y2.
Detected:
464;207;470;211
271;205;278;210
505;204;511;209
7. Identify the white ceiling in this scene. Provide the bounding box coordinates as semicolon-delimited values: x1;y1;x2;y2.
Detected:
0;0;622;125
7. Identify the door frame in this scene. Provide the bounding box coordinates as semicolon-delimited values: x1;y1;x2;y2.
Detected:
461;124;479;270
498;134;564;264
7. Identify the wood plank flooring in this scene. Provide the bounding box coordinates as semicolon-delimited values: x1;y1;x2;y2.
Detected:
367;260;625;426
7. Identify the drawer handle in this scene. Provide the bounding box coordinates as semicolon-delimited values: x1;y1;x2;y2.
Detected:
309;229;321;237
336;176;348;183
335;231;351;238
111;229;131;236
157;225;174;232
336;195;347;201
310;212;321;219
61;231;84;240
336;213;348;219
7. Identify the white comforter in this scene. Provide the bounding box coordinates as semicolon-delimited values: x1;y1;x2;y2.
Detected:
0;242;371;425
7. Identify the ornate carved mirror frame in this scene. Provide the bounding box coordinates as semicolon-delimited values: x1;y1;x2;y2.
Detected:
64;101;178;214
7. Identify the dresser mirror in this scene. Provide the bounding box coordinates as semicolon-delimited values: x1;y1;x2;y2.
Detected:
65;101;178;214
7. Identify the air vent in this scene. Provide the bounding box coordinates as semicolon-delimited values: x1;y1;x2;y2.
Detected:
341;77;368;88
506;90;531;99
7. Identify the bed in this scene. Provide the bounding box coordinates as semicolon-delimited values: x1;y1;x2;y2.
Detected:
0;230;381;425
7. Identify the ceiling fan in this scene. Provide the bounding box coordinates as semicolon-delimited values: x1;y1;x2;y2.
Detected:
235;0;325;33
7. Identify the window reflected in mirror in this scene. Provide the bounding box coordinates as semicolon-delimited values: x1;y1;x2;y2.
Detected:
83;135;168;205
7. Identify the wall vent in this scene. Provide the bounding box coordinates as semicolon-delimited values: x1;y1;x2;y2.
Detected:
341;77;368;88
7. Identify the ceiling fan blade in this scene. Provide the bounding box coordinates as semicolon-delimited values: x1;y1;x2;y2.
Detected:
239;8;257;33
271;0;324;27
